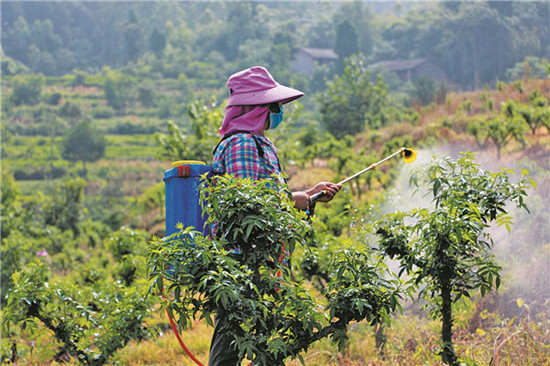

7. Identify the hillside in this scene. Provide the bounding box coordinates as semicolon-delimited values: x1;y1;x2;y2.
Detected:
2;1;549;363
2;66;549;365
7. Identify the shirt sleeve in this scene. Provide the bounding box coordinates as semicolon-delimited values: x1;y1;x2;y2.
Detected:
223;134;263;180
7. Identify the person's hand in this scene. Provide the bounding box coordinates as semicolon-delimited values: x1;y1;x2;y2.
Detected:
306;182;342;202
292;191;311;211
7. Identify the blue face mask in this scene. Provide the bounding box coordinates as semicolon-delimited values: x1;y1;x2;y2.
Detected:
268;103;283;129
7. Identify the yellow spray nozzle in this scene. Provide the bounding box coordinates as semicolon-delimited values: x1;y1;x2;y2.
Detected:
402;148;417;164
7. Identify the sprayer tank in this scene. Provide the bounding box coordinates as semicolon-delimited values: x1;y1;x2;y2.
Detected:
163;161;212;237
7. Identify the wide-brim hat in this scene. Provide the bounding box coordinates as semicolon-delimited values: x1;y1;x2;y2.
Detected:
226;66;304;107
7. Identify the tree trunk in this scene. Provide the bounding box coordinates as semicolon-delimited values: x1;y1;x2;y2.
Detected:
471;37;481;90
375;323;387;358
10;341;17;363
441;282;457;366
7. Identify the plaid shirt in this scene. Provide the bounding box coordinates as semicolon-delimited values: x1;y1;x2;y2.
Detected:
212;132;284;182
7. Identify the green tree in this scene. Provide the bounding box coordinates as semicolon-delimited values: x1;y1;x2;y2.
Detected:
506;57;550;82
1;173;25;301
268;43;292;81
413;76;436;105
29;19;62;54
519;90;550;135
334;20;359;59
223;2;265;62
383;2;524;89
0;173;20;236
3;261;153;365
44;178;86;238
10;74;44;106
72;71;87;87
467;111;527;159
306;6;335;49
374;153;533;365
62;120;106;176
123;10;142;63
333;2;375;57
438;2;514;89
268;29;296;81
149;26;166;58
319;54;393;139
334;20;358;74
512;2;550;61
59;101;83;123
103;71;134;111
137;84;156;108
155;101;222;163
529;93;550;134
148;176;403;365
2;16;32;65
106;228;149;286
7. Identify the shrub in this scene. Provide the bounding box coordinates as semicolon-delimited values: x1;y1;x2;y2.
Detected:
374;153;533;365
46;92;62;105
107;228;149;286
10;75;44;106
62;119;106;176
413;76;436;106
13;165;66;180
91;105;115;119
148;175;404;365
319;55;394;138
3;262;154;365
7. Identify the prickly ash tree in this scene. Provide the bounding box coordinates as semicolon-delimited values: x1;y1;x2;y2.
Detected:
148;175;404;365
374;153;534;365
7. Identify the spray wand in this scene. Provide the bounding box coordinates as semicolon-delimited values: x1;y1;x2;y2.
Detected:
310;147;417;203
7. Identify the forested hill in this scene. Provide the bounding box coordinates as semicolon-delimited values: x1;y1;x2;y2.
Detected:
2;1;549;90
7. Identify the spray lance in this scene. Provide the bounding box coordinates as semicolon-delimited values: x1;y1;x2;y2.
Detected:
309;147;418;203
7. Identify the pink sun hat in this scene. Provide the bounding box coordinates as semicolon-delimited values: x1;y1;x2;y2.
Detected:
226;66;304;107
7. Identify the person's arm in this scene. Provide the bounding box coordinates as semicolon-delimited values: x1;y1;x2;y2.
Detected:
292;182;342;211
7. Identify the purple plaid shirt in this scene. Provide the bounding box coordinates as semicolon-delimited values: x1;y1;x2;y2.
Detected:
212;132;284;182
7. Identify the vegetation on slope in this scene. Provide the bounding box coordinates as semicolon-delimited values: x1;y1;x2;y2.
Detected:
1;2;549;361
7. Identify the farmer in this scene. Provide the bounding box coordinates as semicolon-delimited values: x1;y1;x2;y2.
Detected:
208;66;341;366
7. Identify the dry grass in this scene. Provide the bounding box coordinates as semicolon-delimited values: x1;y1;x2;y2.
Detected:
115;318;214;366
9;309;547;365
286;166;336;191
103;307;549;366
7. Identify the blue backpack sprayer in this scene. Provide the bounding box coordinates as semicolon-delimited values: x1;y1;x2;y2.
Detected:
164;160;212;237
163;160;212;366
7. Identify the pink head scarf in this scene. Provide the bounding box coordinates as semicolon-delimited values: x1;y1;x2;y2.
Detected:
219;66;303;137
219;105;269;137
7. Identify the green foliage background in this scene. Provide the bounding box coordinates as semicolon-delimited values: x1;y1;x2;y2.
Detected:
1;1;550;365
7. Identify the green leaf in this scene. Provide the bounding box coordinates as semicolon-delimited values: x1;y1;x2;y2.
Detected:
433;178;441;197
245;223;254;241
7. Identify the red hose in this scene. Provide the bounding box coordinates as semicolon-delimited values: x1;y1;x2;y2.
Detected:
163;302;206;366
161;292;251;366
